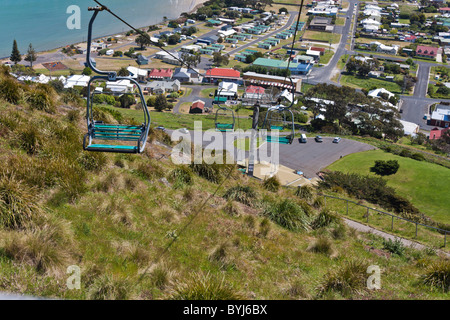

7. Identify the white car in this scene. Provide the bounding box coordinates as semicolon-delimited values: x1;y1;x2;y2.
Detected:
333;137;341;144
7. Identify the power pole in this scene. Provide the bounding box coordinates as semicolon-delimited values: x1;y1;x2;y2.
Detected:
248;102;260;177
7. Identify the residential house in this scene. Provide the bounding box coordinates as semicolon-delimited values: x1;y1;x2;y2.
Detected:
127;66;148;83
429;127;449;140
136;55;149;65
218;82;238;99
190;100;205;114
308;17;334;32
205;68;241;83
416;45;438;60
399;120;420;136
173;67;200;83
106;80;135;95
145;80;181;95
430;106;450;128
64;75;90;89
148;68;173;80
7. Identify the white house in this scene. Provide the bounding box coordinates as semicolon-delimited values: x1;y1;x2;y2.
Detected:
127;66;148;83
106;79;134;94
145;80;181;95
399;120;419;136
64;75;91;89
218;81;238;98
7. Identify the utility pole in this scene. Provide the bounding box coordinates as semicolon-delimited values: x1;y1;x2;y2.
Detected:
248;102;260;177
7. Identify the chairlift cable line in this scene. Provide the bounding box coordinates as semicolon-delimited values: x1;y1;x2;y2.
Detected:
93;0;204;79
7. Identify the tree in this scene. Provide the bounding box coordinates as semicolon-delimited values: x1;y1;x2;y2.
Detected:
10;40;21;65
119;94;135;108
168;34;181;45
24;43;37;68
118;67;129;77
279;7;288;14
136;34;152;50
212;52;230;67
155;94;169;112
82;67;92;76
181;52;201;69
371;160;400;176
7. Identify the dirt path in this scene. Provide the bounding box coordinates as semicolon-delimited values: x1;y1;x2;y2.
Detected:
343;218;450;258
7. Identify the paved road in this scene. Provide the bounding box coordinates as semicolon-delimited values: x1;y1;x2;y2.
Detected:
344;218;450;258
173;85;215;114
226;11;299;56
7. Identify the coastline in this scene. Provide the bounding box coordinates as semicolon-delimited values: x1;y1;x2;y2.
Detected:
1;0;209;62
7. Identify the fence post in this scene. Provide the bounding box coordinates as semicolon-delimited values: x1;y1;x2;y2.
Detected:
324;195;327;208
415;223;418;238
346;200;349;215
445;232;447;248
391;216;394;231
366;207;369;223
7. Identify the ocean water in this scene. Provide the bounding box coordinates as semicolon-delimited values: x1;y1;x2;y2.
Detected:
0;0;199;58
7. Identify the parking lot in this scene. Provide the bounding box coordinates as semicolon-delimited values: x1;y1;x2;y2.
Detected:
276;137;376;178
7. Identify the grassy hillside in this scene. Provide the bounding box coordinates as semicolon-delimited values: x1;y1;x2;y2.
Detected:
0;67;448;300
327;150;450;225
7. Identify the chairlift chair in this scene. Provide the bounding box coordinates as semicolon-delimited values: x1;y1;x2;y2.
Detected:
83;6;151;154
262;105;295;145
215;104;236;132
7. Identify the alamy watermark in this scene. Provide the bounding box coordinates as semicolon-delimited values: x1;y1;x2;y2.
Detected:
367;265;381;290
67;5;81;30
170;122;280;172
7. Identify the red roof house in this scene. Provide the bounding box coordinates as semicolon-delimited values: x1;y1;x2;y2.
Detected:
190;100;205;114
310;47;325;56
205;68;241;83
416;45;438;59
245;85;265;94
439;7;450;14
148;68;173;80
430;127;449;140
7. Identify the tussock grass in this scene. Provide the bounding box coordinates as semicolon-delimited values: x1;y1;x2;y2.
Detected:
168;166;193;189
1;218;74;276
311;209;342;230
295;185;314;201
422;260;450;292
382;238;405;256
223;185;257;207
263;176;280;192
170;272;244;300
307;237;334;256
0;173;42;229
318;259;369;297
150;261;174;290
87;274;130;300
222;200;241;217
0;78;21;104
263;199;310;232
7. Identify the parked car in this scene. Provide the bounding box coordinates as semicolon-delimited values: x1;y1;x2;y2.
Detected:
300;134;307;143
315;135;323;143
333;137;341;144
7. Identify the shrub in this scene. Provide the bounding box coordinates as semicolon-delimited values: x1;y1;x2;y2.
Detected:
263;199;310;232
136;161;164;180
318;260;369;297
170;272;244;300
151;262;172;290
223;186;257;207
371;160;399;176
0;174;42;229
422;260;450;292
313;196;324;209
263;176;280;192
382;238;405;256
411;153;425;161
399;149;411;158
0;78;21;104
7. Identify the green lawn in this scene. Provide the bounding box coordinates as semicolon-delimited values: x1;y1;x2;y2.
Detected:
340;75;405;94
337;54;349;70
234;137;264;151
102;105;253;131
302;31;341;44
199;88;216;98
319;50;334;65
327;149;450;224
